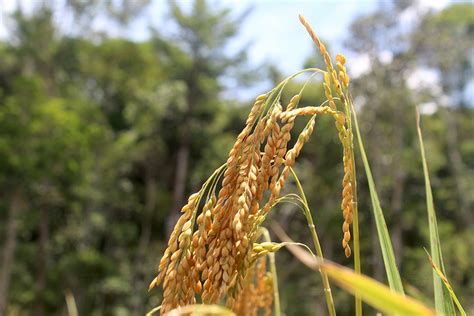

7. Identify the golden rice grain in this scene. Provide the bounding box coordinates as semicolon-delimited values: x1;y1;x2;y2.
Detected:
150;16;358;313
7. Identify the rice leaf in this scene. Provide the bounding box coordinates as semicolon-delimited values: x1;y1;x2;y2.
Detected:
416;111;456;315
320;263;435;316
351;100;404;294
278;236;434;316
425;250;466;316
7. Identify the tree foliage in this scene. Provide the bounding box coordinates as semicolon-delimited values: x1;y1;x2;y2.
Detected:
0;1;472;315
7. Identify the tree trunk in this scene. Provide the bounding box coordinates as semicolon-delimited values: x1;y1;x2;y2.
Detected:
442;108;471;223
390;96;406;268
166;144;190;236
166;72;197;237
366;111;385;282
36;206;49;316
390;168;405;267
131;174;158;316
0;189;23;316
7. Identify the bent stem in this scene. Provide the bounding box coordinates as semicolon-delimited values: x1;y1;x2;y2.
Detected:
260;227;281;316
290;167;336;316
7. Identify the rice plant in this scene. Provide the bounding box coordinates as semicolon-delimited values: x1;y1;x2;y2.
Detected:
148;15;465;316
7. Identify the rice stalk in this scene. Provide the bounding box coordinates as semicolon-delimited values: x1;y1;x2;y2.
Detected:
260;227;281;316
298;14;361;314
150;15;361;315
288;167;335;316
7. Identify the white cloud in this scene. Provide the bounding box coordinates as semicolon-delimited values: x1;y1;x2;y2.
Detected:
0;0;43;39
399;5;419;27
348;53;371;78
418;0;450;10
407;67;440;90
379;50;393;65
418;101;438;115
0;0;16;38
463;79;474;107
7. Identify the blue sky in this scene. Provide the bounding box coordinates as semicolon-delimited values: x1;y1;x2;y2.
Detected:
2;0;464;102
120;0;449;74
127;0;451;98
227;0;377;74
1;0;448;73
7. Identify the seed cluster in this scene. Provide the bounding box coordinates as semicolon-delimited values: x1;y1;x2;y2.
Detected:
231;257;273;316
149;15;357;313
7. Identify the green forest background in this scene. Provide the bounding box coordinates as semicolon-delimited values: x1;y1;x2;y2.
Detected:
0;1;472;315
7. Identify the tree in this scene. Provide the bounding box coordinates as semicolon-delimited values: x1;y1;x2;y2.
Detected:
151;0;252;235
411;3;474;221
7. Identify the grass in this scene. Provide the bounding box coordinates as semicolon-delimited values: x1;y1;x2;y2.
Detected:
148;15;465;316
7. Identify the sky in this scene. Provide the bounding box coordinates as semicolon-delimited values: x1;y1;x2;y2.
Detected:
0;0;451;73
138;0;450;75
0;0;464;102
230;0;374;74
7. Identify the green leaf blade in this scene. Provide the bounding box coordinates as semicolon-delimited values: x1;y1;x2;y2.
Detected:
321;263;435;316
351;101;405;294
416;112;456;316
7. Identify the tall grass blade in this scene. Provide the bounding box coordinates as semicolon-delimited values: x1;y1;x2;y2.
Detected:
280;238;434;316
350;100;404;294
416;111;456;315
